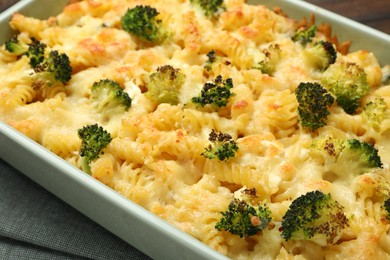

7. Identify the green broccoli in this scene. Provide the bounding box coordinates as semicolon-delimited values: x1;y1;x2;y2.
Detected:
146;65;186;105
253;44;281;75
5;36;46;68
362;97;387;132
26;39;47;69
202;129;238;161
5;35;28;56
292;25;317;45
91;79;132;114
32;50;72;87
304;41;337;71
192;75;235;109
216;187;271;238
321;62;370;114
190;0;225;18
77;124;112;175
121;5;166;43
5;36;72;87
295;82;335;131
253;60;273;75
281;190;349;246
312;137;383;175
311;136;345;159
341;139;383;169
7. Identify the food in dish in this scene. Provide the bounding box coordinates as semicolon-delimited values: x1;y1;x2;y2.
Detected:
1;0;390;258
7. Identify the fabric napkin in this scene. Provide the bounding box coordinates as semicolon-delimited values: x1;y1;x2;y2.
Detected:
0;158;151;260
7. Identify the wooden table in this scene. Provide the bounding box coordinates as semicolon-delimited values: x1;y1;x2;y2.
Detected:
1;0;389;34
0;0;19;13
310;0;390;34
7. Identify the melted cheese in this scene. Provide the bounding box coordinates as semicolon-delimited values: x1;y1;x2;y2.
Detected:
1;0;389;259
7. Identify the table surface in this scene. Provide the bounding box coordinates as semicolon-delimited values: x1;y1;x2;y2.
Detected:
0;0;389;259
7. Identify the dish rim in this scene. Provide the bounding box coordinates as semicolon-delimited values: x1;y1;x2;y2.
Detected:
0;0;389;259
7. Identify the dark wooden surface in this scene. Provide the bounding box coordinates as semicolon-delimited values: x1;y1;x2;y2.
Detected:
310;0;390;34
0;0;389;34
0;0;19;12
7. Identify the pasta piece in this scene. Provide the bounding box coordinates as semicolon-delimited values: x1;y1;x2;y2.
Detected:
91;153;116;186
10;13;48;39
41;128;81;158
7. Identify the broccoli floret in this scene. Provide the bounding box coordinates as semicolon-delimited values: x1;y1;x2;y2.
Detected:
342;139;383;169
295;82;335;131
292;25;317;45
321;62;370;114
6;37;72;87
311;136;345;159
91;79;132;114
146;65;186;105
215;187;272;238
281;190;349;246
5;36;46;68
5;35;29;56
362;97;387;132
253;60;273;75
192;75;235;109
121;5;165;43
26;39;47;69
312;137;383;174
33;50;72;86
304;41;337;71
77;124;112;174
253;44;281;75
190;0;225;18
202;129;238;161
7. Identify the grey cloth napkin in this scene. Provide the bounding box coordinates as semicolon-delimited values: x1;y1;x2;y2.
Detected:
0;158;151;260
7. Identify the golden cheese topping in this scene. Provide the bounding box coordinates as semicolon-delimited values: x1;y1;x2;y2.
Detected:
1;0;390;258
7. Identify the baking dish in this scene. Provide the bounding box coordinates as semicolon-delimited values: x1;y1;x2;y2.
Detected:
0;1;389;259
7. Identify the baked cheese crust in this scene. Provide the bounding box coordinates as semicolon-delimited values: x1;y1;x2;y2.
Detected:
1;0;389;259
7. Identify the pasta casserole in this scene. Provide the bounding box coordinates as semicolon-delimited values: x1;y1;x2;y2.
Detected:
1;0;390;259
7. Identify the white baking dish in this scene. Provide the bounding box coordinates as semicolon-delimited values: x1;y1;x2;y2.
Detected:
0;1;389;259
